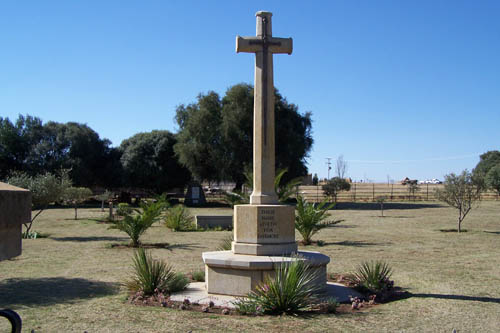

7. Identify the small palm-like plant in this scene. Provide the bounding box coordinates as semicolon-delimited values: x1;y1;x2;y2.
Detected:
164;205;194;231
110;199;165;247
125;248;188;295
353;260;393;293
235;256;323;315
294;196;342;245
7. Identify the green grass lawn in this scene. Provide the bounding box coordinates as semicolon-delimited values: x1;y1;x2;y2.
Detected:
1;202;499;332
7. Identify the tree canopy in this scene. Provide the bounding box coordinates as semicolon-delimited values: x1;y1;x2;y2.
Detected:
474;150;500;177
120;130;190;193
0;115;120;188
174;83;313;187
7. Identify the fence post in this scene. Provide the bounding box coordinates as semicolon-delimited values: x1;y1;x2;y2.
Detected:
353;183;356;202
391;184;394;201
372;183;375;202
426;183;429;201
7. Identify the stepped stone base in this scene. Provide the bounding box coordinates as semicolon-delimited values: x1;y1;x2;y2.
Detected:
202;250;330;296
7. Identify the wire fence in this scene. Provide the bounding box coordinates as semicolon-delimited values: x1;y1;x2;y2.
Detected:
297;183;499;203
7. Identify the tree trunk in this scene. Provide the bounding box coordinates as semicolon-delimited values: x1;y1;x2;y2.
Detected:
458;217;462;233
74;204;77;220
109;202;114;221
101;200;105;212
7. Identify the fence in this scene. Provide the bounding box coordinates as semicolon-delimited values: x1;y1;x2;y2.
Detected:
297;183;499;203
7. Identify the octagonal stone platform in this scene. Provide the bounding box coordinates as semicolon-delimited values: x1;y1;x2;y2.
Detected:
202;250;330;296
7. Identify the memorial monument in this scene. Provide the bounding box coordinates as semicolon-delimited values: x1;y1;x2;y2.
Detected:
202;11;329;296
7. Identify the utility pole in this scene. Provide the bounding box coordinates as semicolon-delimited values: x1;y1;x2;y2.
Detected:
325;157;332;180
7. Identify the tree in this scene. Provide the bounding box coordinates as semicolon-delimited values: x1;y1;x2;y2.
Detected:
174;92;225;183
474;151;500;178
407;182;420;201
96;190;114;212
6;170;71;236
1;115;121;188
29;121;119;188
0;115;45;179
485;164;500;197
335;155;348;179
312;173;318;186
64;187;93;219
175;84;313;187
436;170;485;233
322;177;351;203
120;130;190;193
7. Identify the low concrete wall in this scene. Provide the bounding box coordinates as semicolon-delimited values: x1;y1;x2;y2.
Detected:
195;215;233;230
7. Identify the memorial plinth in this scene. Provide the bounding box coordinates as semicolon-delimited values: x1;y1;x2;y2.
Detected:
0;182;31;261
202;11;330;297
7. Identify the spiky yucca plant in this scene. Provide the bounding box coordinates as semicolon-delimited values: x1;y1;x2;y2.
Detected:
235;256;323;315
216;234;234;251
110;199;165;247
353;260;393;293
125;248;188;295
294;196;341;245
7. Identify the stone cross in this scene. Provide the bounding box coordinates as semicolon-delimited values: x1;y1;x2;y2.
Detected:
236;11;292;205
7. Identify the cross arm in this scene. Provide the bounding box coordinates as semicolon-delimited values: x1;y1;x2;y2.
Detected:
236;36;293;55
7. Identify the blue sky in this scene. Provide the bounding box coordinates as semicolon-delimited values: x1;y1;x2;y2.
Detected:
1;1;499;182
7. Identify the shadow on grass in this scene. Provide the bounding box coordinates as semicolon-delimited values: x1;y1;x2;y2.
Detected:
439;229;467;233
333;202;442;210
407;293;500;304
484;231;500;235
107;242;202;251
325;240;391;247
368;215;414;219
51;236;129;242
0;277;119;308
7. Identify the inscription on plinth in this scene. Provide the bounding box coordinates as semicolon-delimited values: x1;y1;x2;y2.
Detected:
258;208;279;240
232;204;297;255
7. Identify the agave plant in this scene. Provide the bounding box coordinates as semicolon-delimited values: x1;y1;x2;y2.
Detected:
125;248;188;295
353;260;393;293
235;256;323;315
294;196;341;245
110;199;166;247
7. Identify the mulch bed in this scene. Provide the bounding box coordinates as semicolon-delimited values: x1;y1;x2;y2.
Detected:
126;275;409;316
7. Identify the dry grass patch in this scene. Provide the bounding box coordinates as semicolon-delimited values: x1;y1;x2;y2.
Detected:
1;203;499;332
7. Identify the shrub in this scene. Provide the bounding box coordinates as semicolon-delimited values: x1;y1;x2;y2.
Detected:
116;203;133;216
294;196;342;245
352;260;393;293
235;256;323;315
125;248;188;295
110;199;166;247
322;177;351;203
167;272;190;293
164;205;194;231
190;270;205;282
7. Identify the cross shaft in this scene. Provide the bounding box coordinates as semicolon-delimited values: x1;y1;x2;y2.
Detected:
236;11;292;205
